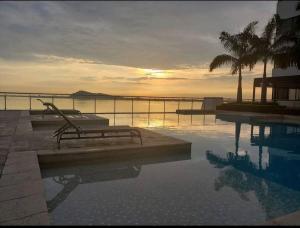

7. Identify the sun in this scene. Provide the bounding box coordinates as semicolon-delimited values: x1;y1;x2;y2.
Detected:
143;69;167;77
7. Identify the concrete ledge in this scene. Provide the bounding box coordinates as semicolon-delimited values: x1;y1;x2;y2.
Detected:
37;128;191;166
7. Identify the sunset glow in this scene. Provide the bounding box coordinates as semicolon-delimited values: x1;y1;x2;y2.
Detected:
0;1;277;98
142;69;169;78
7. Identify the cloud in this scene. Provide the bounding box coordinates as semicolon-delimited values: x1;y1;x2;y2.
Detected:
0;1;277;69
80;76;98;81
102;76;126;80
33;54;103;65
127;76;190;82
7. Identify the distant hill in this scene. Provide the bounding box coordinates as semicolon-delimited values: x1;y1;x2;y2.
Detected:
71;90;113;99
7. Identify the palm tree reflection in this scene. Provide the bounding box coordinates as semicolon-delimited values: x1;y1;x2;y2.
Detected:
206;120;300;219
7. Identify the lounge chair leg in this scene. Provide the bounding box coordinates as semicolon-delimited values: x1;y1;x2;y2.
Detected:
57;134;62;149
135;130;142;145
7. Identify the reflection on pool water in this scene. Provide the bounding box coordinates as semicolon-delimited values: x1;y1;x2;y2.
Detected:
42;114;300;225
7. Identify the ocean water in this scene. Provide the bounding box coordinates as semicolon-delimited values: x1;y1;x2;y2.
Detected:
41;114;300;225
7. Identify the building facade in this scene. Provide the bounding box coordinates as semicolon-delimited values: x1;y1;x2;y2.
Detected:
272;0;300;77
253;0;300;107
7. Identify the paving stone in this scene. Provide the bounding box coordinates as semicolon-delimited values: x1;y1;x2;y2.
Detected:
3;151;37;168
0;169;41;187
2;160;39;175
6;152;37;166
0;148;9;155
0;194;48;223
0;180;45;202
0;212;49;225
0;137;12;145
0;146;10;151
5;153;38;166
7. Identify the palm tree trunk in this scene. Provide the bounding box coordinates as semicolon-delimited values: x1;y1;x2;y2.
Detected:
237;65;242;103
261;59;267;103
235;122;241;156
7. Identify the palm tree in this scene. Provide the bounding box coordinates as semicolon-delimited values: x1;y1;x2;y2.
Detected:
209;21;257;103
249;15;280;103
250;10;300;103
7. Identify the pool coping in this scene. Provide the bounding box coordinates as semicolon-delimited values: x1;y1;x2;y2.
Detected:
216;110;300;125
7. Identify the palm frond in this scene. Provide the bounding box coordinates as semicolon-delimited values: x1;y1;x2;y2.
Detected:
231;61;240;75
262;15;277;44
242;21;258;35
237;21;258;56
209;54;237;72
241;54;258;71
219;32;241;55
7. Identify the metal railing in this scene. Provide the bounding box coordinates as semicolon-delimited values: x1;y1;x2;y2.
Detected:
0;91;235;114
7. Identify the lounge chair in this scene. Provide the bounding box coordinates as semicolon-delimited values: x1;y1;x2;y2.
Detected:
37;99;82;118
38;100;143;148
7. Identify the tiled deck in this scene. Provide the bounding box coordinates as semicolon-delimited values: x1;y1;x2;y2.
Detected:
0;111;49;225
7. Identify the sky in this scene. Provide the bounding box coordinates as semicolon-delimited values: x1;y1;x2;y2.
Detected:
0;1;277;98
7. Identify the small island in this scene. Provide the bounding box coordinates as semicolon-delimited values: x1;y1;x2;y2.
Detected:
70;90;113;99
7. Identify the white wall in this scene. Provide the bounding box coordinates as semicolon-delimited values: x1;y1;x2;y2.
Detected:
277;0;300;19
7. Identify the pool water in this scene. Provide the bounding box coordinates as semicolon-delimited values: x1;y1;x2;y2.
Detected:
42;114;300;225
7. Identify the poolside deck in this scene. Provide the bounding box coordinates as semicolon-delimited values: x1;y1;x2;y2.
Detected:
0;110;191;225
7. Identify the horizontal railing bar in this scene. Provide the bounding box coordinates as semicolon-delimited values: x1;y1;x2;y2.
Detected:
83;112;176;114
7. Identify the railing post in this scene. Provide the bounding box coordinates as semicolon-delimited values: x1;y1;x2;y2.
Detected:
52;96;54;104
72;98;75;110
191;99;193;124
163;100;166;125
29;96;32;110
148;99;150;126
114;98;116;126
131;98;134;126
177;100;180;124
4;95;6;110
94;97;97;113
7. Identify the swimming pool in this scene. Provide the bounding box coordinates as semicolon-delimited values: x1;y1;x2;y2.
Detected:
42;114;300;225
